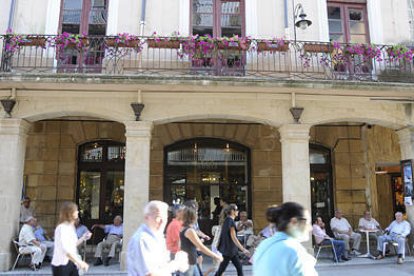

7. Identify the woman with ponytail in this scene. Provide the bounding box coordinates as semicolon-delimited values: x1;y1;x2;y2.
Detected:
253;202;317;276
214;204;250;276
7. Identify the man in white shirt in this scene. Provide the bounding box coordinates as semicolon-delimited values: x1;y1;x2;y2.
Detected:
330;210;361;256
359;211;381;231
376;212;411;264
20;197;34;224
18;216;46;270
127;200;188;276
313;216;349;261
92;215;123;266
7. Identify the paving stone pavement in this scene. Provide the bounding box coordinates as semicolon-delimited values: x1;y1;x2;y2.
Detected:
3;255;414;275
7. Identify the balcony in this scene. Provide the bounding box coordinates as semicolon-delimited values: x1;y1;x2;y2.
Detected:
1;34;413;83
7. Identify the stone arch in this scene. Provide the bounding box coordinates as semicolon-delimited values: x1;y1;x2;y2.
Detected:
308;116;407;130
23;119;126;236
150;122;282;231
152;114;276;128
18;106;128;124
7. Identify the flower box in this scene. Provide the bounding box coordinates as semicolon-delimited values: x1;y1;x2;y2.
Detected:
147;39;181;49
217;40;250;50
257;41;289;52
303;43;332;53
19;36;47;47
105;38;141;48
55;38;89;49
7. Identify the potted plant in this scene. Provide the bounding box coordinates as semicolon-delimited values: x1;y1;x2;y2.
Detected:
147;31;183;49
303;42;332;53
386;44;413;63
216;35;250;50
105;33;141;49
257;38;289;52
19;36;47;47
53;32;89;51
181;35;215;67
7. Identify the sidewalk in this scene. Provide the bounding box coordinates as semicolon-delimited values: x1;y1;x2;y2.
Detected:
2;255;414;275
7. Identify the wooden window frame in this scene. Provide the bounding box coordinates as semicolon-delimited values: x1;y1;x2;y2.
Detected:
58;0;109;35
190;0;246;37
327;2;370;43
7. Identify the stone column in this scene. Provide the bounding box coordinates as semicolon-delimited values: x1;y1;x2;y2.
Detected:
397;127;414;227
0;119;30;271
279;124;312;251
120;121;153;270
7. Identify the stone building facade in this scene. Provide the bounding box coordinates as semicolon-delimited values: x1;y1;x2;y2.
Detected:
0;0;414;271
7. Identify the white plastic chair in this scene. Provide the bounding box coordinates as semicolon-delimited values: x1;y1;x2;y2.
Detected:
382;238;412;259
11;239;35;271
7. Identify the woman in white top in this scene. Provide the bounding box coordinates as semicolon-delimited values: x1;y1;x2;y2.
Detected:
52;202;90;276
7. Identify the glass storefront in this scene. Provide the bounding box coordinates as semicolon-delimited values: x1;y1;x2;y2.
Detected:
164;138;250;234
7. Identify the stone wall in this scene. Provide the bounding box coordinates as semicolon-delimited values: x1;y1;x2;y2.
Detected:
150;123;283;232
366;125;401;226
310;125;367;228
24;120;125;233
23;120;401;235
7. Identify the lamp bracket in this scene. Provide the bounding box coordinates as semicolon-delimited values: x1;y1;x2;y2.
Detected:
131;102;145;121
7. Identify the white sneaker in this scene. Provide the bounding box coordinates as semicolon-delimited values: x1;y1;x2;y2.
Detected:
351;250;361;256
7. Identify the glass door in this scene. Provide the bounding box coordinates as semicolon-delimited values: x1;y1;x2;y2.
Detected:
310;144;334;234
79;171;101;221
77;141;125;243
164;138;251;236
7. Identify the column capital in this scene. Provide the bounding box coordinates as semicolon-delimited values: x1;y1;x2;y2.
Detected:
396;127;414;145
124;121;153;138
0;119;31;136
278;124;311;142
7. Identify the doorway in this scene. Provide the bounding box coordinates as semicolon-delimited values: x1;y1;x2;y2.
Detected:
77;140;125;242
164;138;251;236
310;144;334;233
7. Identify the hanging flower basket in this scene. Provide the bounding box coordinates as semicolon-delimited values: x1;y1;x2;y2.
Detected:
217;38;251;50
19;36;47;47
303;43;332;53
105;38;141;48
257;41;289;52
54;33;89;51
147;38;181;49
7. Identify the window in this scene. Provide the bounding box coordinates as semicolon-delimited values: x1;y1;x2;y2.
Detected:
191;0;245;37
60;0;108;35
327;3;369;43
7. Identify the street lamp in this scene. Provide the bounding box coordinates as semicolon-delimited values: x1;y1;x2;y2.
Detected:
292;1;312;42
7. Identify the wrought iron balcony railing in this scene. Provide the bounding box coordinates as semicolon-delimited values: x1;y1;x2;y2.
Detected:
1;34;413;83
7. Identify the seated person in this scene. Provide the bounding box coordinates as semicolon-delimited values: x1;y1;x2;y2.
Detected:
236;211;254;248
20;197;34;225
376;212;411;264
92;215;123;266
236;211;254;236
75;218;91;240
75;218;91;258
330;210;362;256
313;216;349;261
19;216;46;270
259;223;276;239
359;211;381;232
32;218;54;260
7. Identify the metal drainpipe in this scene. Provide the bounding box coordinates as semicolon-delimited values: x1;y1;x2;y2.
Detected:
284;0;289;36
7;0;17;31
139;0;147;36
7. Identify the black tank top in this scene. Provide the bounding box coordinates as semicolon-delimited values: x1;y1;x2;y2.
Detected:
180;226;197;265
